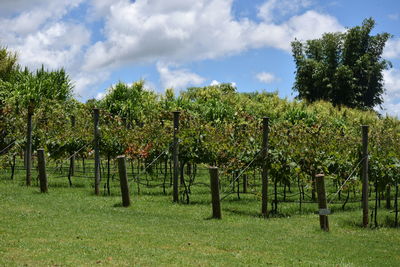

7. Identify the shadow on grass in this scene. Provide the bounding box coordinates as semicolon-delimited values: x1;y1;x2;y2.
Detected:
204;216;222;220
113;202;124;208
48;183;87;188
189;200;211;206
223;207;261;218
135;190;169;197
340;214;400;229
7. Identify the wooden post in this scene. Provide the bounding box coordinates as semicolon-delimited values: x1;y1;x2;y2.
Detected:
173;111;180;202
70;154;75;176
26;108;33;186
93;108;101;195
209;167;221;219
261;117;269;217
117;155;131;207
243;174;248;193
315;174;329;231
37;148;48;193
362;125;369;227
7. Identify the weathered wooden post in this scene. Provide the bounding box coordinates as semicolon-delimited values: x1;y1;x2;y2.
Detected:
362;125;369;227
93;108;101;195
173;111;180;202
261;117;269;217
209;167;221;219
37;148;48;193
117;155;131;207
315;174;329;231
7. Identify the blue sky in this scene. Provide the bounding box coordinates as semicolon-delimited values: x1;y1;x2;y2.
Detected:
1;0;400;114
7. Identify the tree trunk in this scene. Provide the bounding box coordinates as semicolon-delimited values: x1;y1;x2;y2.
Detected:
386;184;391;209
10;154;16;180
311;171;316;201
395;183;398;227
107;154;111;196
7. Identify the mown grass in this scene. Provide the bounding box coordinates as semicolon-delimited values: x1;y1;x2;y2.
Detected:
1;166;400;266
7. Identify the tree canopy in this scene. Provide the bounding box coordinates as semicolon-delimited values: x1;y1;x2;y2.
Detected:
291;18;391;109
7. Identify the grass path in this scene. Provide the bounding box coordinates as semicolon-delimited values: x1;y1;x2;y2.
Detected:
1;180;399;266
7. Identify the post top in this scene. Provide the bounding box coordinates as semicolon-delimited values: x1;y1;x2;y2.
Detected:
173;110;181;114
117;155;126;159
37;148;45;151
315;173;325;178
263;117;270;120
208;166;218;170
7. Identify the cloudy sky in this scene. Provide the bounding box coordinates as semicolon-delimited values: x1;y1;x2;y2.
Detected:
1;0;400;115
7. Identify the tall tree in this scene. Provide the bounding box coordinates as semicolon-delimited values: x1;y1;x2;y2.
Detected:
0;46;18;82
11;66;73;185
291;18;391;109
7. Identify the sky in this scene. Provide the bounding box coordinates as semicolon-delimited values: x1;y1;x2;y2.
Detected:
1;0;400;115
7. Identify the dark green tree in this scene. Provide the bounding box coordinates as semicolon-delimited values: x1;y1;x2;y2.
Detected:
292;18;391;109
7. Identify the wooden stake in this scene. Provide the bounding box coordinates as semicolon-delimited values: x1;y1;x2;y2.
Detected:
261;117;269;217
117;155;131;207
37;149;48;193
209;167;221;219
315;174;329;231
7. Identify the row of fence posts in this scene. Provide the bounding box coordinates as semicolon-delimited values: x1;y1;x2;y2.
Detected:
26;108;370;231
207;122;370;232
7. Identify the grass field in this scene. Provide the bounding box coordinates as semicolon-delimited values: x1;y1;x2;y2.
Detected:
1;165;400;266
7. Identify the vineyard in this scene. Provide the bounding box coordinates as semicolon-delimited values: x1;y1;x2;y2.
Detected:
1;80;400;227
2;77;400;265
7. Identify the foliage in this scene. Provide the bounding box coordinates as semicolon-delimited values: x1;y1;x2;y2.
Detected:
292;18;391;109
0;46;18;82
100;80;160;127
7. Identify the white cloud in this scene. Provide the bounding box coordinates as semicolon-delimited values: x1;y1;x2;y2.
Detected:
143;80;157;92
87;0;120;21
249;10;344;51
210;80;220;86
95;92;106;100
0;0;73;15
384;38;400;59
384;69;400;99
73;71;110;98
0;0;88;71
379;69;400;117
258;0;312;23
0;0;345;98
12;23;90;70
0;0;98;100
256;72;278;83
157;62;205;89
83;0;343;70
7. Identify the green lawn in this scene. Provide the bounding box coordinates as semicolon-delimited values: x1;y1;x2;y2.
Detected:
0;169;399;266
